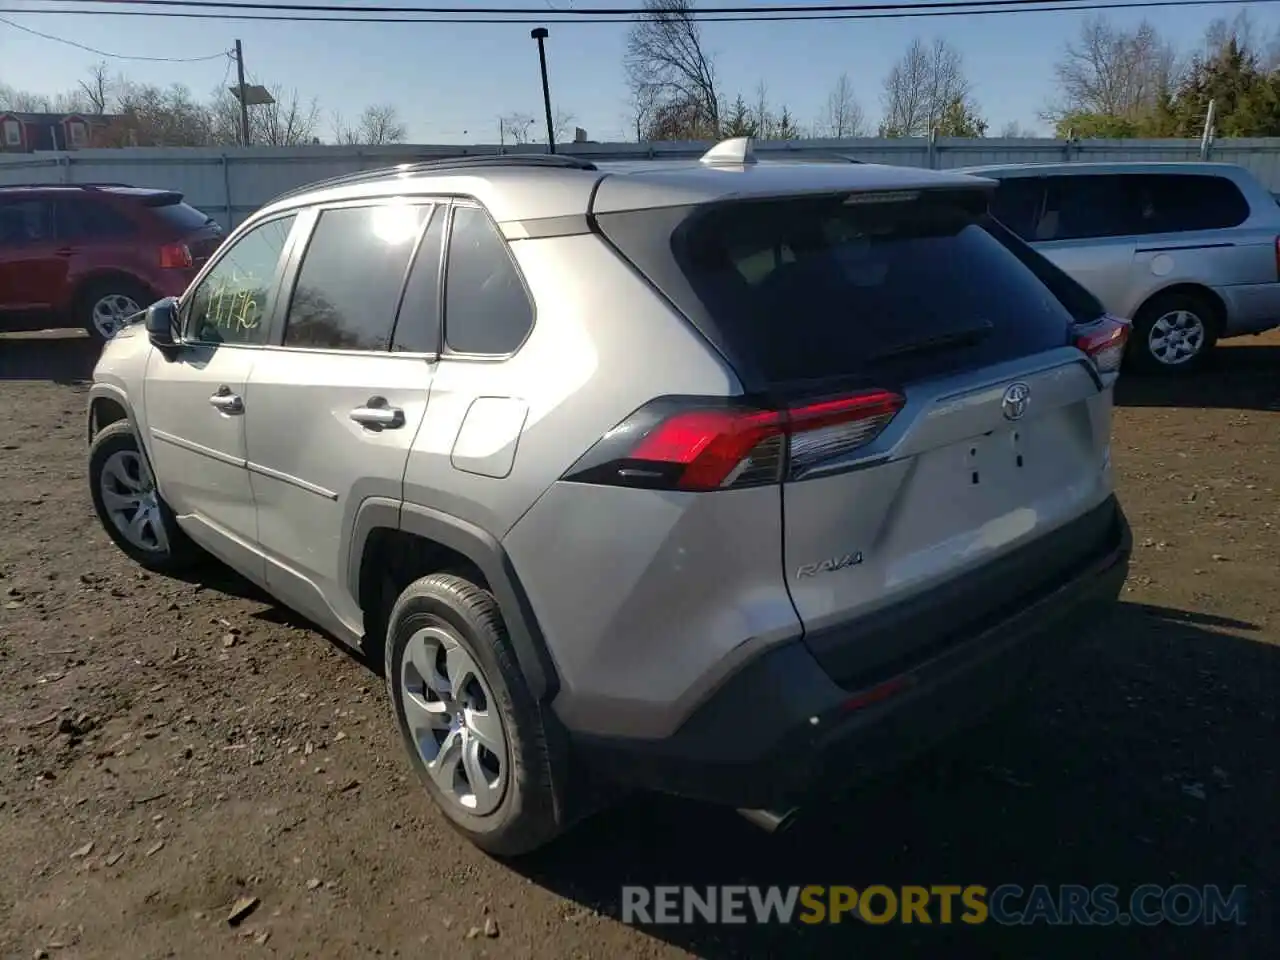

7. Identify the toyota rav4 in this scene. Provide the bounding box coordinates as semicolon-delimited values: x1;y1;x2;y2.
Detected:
86;141;1133;855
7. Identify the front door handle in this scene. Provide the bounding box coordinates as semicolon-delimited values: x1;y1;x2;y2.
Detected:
350;397;405;430
209;386;244;415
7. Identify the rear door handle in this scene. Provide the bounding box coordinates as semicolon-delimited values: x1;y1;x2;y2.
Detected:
350;397;405;430
209;386;244;415
55;246;75;258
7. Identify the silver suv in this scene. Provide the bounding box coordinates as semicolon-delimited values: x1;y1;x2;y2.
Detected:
964;161;1280;373
86;141;1133;855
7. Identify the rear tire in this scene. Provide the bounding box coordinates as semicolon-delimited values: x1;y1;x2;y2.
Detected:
1129;291;1219;375
385;573;565;857
79;278;151;343
88;421;201;572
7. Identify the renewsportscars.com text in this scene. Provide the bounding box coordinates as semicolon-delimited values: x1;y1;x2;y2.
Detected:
621;883;1248;926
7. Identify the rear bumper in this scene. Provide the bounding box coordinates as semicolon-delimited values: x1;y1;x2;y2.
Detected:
573;497;1132;810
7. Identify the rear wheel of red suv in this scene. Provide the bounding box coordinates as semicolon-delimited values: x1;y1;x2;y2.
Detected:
79;278;151;343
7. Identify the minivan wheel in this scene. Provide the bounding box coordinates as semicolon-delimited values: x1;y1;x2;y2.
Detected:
80;279;149;342
1130;291;1218;374
386;573;563;857
88;421;200;571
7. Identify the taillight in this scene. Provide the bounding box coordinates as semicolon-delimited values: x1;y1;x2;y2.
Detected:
1074;314;1130;375
1274;235;1279;281
563;390;904;492
159;242;193;269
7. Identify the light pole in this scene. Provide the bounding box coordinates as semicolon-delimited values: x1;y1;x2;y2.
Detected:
530;27;555;154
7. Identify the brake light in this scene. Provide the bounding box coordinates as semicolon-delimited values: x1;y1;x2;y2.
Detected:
1074;315;1130;375
563;390;904;492
159;242;193;269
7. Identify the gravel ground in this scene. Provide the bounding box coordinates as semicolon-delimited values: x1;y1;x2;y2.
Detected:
1;330;1277;959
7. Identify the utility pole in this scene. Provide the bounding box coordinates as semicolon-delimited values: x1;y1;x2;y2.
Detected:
235;39;251;148
530;27;555;154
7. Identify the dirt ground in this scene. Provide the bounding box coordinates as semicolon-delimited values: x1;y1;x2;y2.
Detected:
0;330;1276;960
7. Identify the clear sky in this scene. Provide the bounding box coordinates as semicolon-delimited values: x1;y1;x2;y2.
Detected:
0;0;1268;142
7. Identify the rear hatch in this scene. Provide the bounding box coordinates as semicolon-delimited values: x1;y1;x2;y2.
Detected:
594;183;1123;686
144;193;224;266
109;188;224;267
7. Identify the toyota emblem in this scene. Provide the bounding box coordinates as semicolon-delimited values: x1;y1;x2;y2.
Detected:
1001;382;1031;421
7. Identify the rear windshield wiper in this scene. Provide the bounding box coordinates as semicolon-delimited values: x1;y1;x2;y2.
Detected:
867;322;993;362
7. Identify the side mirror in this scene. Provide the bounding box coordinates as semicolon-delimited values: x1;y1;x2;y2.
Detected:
145;298;178;347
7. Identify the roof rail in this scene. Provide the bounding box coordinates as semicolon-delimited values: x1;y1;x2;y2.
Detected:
700;136;757;166
267;153;598;205
0;181;134;190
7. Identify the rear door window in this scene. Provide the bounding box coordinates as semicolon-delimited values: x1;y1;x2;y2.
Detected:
282;202;431;352
600;190;1079;388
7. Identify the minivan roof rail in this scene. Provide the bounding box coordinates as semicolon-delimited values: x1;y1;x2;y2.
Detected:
267;153;599;205
0;181;134;190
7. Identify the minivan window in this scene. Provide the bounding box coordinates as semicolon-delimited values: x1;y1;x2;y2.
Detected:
989;177;1044;240
282;203;430;352
1038;173;1250;242
598;190;1080;387
444;205;534;356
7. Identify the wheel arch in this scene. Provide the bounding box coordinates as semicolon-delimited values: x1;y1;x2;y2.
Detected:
349;498;560;702
73;269;157;314
1134;282;1227;334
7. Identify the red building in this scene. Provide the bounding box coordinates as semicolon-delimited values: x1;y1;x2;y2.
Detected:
0;112;121;153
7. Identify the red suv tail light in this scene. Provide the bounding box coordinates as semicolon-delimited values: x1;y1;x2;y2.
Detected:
1074;315;1130;375
159;242;193;269
563;390;905;492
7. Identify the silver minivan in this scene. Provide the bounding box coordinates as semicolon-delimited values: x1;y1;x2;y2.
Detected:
963;161;1280;373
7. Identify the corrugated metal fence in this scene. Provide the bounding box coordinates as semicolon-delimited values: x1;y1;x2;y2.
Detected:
5;136;1280;230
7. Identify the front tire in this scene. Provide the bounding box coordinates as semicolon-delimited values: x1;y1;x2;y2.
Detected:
385;573;564;857
88;421;200;572
1129;291;1219;374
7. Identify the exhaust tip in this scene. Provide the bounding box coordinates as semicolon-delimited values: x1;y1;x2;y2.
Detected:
738;807;799;833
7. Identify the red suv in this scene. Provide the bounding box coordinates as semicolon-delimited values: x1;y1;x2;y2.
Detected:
0;183;223;341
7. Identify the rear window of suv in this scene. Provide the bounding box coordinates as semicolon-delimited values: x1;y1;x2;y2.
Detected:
150;200;212;233
597;189;1098;388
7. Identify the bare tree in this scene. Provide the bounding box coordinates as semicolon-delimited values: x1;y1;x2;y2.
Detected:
626;0;720;139
1204;10;1280;69
334;104;406;145
881;37;972;137
0;83;53;112
753;79;771;138
107;81;213;146
499;112;536;145
819;72;867;137
78;62;112;115
551;108;576;144
998;120;1038;138
254;84;321;146
1046;16;1177;123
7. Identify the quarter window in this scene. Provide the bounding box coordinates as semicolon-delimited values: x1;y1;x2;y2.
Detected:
185;214;296;345
443;205;534;356
282;203;430;351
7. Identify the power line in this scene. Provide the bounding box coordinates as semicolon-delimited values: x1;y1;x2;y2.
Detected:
0;12;230;59
23;0;1276;15
7;0;1279;22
